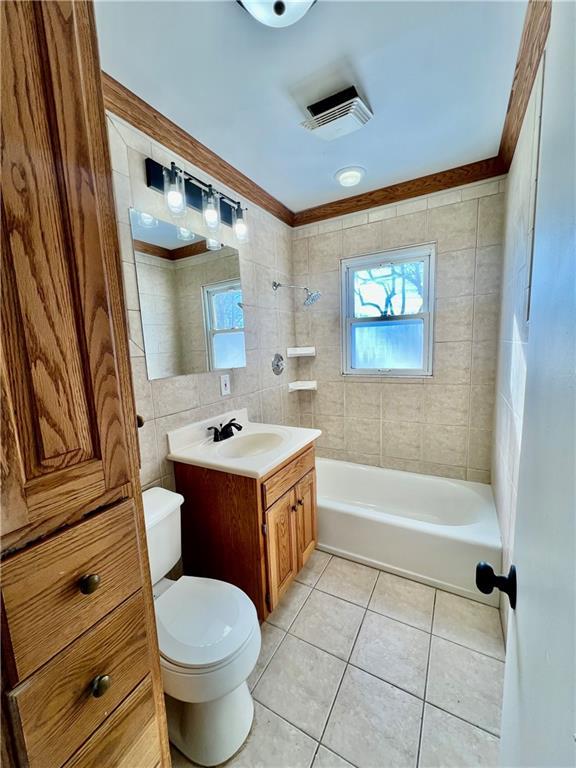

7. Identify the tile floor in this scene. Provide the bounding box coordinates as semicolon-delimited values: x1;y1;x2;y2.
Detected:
171;551;505;768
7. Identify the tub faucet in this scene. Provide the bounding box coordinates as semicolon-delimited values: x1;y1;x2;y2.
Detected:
207;418;243;442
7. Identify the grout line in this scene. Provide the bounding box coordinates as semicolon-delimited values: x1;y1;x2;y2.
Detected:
416;588;437;766
428;633;505;664
421;701;502;740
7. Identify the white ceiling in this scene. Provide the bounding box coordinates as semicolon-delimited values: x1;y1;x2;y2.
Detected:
95;0;526;212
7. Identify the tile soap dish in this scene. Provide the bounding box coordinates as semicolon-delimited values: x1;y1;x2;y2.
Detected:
288;380;317;392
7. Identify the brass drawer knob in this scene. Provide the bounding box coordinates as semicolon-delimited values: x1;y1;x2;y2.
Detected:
79;573;101;595
90;674;111;698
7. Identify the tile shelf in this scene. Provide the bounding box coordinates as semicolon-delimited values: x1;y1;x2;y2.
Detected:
286;346;316;358
288;380;318;393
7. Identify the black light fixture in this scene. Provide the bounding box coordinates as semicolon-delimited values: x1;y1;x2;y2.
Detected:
146;158;249;244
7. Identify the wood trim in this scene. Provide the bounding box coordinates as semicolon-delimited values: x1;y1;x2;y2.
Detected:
293;157;506;226
101;72;294;226
498;0;551;169
170;240;208;259
133;239;208;260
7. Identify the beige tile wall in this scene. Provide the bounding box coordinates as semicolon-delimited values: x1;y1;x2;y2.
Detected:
292;179;506;482
493;65;543;630
107;114;299;490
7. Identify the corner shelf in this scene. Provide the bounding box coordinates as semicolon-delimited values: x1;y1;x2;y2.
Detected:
286;346;316;358
288;380;317;393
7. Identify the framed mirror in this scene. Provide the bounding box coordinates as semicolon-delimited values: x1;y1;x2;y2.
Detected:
129;208;246;380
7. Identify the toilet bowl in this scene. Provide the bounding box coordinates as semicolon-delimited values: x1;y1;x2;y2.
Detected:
142;488;261;766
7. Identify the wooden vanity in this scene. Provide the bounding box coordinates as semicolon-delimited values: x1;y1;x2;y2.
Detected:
174;443;318;621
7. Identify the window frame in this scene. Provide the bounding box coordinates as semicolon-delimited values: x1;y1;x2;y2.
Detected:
340;243;435;377
202;278;245;371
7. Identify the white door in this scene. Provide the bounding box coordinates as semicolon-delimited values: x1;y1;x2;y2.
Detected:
499;2;575;766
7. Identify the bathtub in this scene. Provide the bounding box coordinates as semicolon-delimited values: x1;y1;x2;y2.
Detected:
316;458;502;605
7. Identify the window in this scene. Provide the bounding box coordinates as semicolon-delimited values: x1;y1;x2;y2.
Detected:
341;244;435;376
203;279;246;370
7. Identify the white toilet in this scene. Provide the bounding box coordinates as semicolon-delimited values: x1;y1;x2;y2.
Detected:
142;487;261;766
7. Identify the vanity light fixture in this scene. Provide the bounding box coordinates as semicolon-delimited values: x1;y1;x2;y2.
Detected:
237;0;316;28
164;162;186;216
138;211;159;228
233;204;249;243
146;157;249;243
335;166;365;188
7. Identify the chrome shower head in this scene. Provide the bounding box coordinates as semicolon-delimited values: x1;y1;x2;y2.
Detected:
272;281;322;306
304;288;322;306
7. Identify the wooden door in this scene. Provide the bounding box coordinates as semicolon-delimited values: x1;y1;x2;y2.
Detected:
1;0;132;550
265;490;298;610
295;470;317;569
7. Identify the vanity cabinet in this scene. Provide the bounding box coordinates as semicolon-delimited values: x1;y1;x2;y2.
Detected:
175;445;318;620
1;1;169;765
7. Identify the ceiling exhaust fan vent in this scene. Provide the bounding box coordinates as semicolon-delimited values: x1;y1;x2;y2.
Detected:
301;86;373;141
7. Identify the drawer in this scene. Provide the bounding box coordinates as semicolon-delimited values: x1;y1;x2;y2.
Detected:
262;446;315;509
2;499;142;682
7;591;150;768
64;677;161;768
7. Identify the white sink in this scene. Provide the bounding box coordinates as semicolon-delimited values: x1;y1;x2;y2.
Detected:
218;432;284;458
166;408;321;479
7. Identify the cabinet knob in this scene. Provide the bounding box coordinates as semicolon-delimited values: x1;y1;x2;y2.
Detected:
79;573;101;595
297;499;304;506
90;674;111;698
291;505;297;513
136;414;145;428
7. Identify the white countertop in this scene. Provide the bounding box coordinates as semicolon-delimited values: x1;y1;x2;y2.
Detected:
166;408;321;479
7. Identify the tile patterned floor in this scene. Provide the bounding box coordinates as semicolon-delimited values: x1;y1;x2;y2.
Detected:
171;551;505;768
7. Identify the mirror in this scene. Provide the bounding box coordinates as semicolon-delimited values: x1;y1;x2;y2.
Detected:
129;208;246;380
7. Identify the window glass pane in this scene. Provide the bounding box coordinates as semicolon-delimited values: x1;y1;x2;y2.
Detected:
212;288;244;330
353;260;424;318
213;331;246;369
351;319;423;370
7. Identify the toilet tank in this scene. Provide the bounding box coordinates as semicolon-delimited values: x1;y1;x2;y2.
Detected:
142;487;184;585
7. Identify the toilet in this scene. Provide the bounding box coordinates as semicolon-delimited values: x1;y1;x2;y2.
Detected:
142;487;261;767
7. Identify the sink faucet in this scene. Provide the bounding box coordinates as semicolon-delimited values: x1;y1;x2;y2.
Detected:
207;418;243;443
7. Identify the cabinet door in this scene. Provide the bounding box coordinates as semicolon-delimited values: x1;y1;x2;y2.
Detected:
265;490;298;610
295;470;317;569
1;0;132;547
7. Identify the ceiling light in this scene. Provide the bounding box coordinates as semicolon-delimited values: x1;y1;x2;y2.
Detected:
335;166;365;188
238;0;316;28
233;204;249;243
164;162;186;216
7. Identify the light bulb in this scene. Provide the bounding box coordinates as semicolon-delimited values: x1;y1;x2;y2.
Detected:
233;205;249;243
164;163;186;216
203;187;220;230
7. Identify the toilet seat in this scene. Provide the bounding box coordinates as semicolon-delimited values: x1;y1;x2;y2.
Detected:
155;576;258;671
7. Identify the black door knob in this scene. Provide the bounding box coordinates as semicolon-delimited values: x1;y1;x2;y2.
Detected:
476;562;517;609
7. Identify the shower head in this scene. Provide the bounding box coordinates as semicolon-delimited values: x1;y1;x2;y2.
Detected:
272;281;322;306
303;288;322;306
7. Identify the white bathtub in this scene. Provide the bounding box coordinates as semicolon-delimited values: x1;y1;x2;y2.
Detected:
316;458;502;605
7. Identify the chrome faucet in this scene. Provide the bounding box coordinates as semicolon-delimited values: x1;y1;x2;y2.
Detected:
207;418;243;443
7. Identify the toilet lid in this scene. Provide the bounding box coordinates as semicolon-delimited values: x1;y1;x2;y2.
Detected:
155;576;257;669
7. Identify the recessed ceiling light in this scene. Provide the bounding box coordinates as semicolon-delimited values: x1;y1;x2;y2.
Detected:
335;166;365;187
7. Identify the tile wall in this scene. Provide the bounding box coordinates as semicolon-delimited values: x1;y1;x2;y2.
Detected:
107;113;299;490
292;181;506;482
